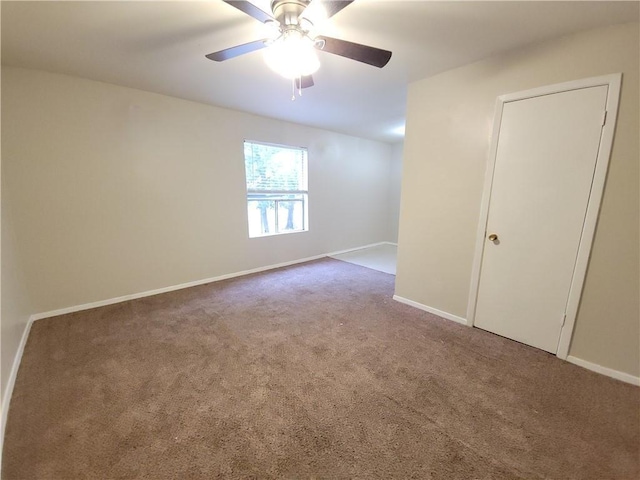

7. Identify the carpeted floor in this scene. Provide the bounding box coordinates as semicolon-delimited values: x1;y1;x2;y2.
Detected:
2;258;639;479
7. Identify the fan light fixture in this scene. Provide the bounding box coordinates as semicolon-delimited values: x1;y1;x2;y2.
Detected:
263;29;320;80
207;1;392;99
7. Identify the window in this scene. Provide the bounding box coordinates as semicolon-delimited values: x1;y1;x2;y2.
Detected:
243;141;309;238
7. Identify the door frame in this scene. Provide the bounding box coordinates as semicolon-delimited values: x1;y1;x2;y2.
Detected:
466;74;622;359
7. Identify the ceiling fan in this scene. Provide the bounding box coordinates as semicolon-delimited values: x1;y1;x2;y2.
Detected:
206;0;392;92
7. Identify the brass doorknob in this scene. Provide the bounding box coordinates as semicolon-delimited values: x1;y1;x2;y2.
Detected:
488;234;499;241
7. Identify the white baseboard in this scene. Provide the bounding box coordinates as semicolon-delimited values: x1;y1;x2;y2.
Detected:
392;295;468;325
566;356;640;386
30;243;391;322
328;241;394;257
391;296;639;386
0;316;34;468
31;255;323;321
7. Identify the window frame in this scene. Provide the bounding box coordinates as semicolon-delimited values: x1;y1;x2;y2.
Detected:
243;140;310;238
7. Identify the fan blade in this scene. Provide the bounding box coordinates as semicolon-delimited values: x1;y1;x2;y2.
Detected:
322;0;354;18
205;39;268;61
301;0;354;23
223;1;275;23
295;75;315;89
316;36;392;68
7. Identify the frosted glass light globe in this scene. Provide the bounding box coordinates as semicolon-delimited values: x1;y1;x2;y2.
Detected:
264;31;320;79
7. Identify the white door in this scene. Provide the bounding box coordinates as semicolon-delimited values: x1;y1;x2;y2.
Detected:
474;86;608;353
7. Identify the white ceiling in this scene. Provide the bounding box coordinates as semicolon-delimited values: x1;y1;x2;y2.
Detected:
2;1;638;143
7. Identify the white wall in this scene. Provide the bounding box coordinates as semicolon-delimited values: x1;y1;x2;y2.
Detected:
396;22;639;377
1;66;397;398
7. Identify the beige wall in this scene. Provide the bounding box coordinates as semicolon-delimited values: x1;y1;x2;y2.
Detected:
396;22;639;377
1;187;34;407
1;67;398;397
388;142;404;243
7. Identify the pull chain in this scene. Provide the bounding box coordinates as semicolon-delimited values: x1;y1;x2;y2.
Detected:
290;77;304;101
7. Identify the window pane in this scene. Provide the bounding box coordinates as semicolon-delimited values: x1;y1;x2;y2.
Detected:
247;200;276;237
244;141;309;238
245;142;307;192
277;200;304;232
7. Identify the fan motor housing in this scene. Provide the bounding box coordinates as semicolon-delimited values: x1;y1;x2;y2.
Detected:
270;0;310;24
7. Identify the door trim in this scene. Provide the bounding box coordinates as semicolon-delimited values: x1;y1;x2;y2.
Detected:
466;74;622;359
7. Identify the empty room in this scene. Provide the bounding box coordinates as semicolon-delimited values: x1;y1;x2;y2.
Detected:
1;1;638;478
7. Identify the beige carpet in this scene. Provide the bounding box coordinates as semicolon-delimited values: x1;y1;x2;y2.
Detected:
3;258;638;479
